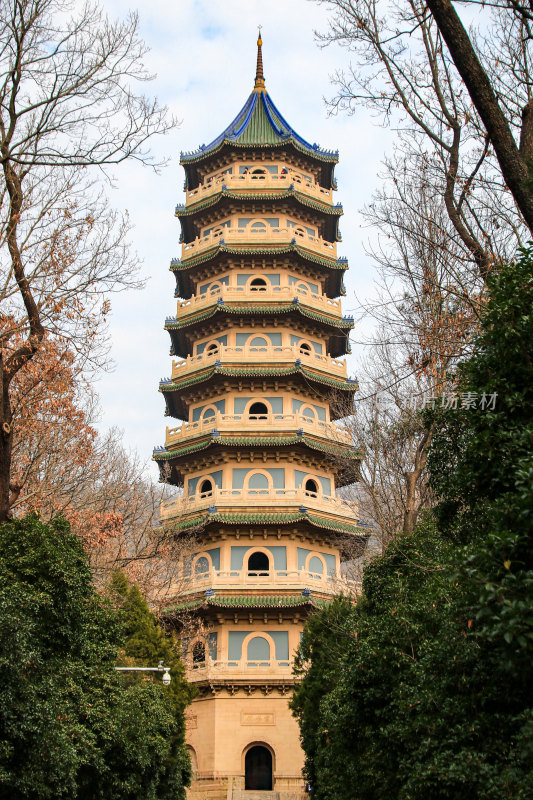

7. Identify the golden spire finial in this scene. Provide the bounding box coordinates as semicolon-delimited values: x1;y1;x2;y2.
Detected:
255;26;265;90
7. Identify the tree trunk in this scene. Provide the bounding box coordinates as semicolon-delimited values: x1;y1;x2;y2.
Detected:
0;376;13;522
426;0;533;233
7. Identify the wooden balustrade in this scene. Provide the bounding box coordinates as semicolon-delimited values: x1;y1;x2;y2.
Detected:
178;568;361;596
159;486;354;521
169;345;347;381
181;226;337;260
165;412;351;448
176;284;342;316
187;659;293;682
185;169;333;203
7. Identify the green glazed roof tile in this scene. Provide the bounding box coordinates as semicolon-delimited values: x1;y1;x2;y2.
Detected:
170;244;348;272
164;302;353;331
166;593;331;613
159;365;358;394
153;433;361;462
176;189;343;218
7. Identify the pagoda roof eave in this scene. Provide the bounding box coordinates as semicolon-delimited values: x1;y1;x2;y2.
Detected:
165;302;353;331
170;244;348;274
180;134;339;166
160;508;370;538
164;592;332;614
153;433;362;462
175;189;343;219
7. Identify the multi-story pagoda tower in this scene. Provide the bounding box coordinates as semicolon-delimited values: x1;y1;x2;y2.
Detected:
154;34;367;800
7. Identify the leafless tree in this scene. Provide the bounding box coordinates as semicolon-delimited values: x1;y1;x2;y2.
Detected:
314;0;530;282
0;0;176;521
313;0;533;542
339;186;477;543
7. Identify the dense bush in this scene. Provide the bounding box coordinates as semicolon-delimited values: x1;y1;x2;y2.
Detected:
0;515;191;800
291;249;533;799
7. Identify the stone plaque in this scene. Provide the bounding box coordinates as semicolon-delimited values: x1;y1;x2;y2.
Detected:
241;712;275;726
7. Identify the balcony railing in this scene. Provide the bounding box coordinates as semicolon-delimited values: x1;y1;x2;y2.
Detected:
186;658;293;683
168;346;347;382
165;412;351;448
185;168;333;204
181;226;337;261
178;567;360;597
159;486;354;522
176;284;342;317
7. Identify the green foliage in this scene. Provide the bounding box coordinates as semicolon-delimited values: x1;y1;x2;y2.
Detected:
291;597;355;790
109;570;195;790
292;248;533;799
0;514;191;800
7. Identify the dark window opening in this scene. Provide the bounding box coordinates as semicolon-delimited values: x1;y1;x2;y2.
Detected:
250;277;267;291
249;402;269;419
247;551;270;575
192;641;205;664
305;479;319;496
199;479;213;496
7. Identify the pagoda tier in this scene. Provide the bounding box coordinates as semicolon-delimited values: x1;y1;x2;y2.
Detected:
176;190;343;243
155;36;365;800
171;248;349;299
164;304;354;360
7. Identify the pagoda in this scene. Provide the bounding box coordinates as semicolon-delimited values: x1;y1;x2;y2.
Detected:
154;34;367;800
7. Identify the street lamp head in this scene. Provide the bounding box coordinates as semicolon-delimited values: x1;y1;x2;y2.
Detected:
162;669;171;686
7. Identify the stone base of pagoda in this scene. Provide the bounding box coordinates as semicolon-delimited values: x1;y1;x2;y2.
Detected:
187;777;306;800
185;689;305;800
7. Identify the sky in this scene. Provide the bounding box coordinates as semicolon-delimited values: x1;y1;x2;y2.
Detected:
96;0;394;477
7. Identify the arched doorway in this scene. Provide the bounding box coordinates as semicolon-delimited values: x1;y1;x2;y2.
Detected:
245;745;273;790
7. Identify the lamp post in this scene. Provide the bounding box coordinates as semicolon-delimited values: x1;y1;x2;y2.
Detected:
115;659;171;686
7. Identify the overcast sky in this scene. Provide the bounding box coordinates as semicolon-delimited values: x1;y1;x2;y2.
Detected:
97;0;393;476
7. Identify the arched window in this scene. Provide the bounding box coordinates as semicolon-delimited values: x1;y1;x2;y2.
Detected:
305;478;319;496
308;556;324;575
248;336;268;349
300;405;317;421
192;641;206;664
199;478;213;496
247;636;271;663
249;277;267;291
247;551;270;574
251;167;267;178
299;342;312;356
205;342;219;355
194;556;209;574
247;473;270;492
245;745;273;791
248;401;269;419
201;406;216;420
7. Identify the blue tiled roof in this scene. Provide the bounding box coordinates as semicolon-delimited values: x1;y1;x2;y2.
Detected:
181;89;338;163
